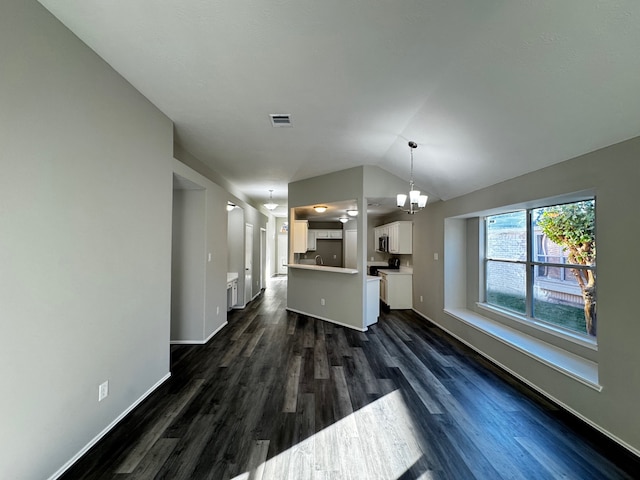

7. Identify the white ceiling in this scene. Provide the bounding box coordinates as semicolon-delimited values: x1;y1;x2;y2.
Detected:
39;1;640;217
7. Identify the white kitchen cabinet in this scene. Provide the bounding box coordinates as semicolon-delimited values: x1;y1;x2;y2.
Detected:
378;271;412;309
227;273;239;310
292;220;308;253
374;221;412;254
307;230;317;251
313;229;343;240
388;221;412;254
307;229;342;251
366;276;380;326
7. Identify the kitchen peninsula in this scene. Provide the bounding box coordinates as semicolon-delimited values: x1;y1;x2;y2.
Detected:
286;263;357;274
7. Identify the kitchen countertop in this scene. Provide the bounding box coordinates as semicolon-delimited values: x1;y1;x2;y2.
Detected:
377;267;413;275
287;264;358;274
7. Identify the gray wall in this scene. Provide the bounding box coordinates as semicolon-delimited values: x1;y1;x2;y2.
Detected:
288;166;408;330
0;1;174;478
410;136;640;454
171;188;206;341
288;167;366;329
172;160;230;343
228;206;246;303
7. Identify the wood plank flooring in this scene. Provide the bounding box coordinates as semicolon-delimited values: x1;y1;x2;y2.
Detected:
60;276;640;479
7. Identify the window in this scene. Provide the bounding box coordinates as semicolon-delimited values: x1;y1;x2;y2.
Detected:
485;200;596;337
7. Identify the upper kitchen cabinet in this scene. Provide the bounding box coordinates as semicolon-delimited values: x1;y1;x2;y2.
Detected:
375;220;412;254
314;229;343;239
307;228;343;251
292;220;308;253
307;229;316;251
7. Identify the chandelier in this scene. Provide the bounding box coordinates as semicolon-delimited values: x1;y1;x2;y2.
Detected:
397;141;428;214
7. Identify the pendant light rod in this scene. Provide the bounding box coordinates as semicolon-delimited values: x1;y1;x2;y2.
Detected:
397;141;428;214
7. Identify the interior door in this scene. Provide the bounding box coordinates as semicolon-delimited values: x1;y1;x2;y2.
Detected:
277;234;288;274
260;227;266;290
245;223;253;304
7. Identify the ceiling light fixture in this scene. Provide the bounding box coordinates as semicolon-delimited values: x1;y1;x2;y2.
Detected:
397;141;428;214
338;217;349;223
227;202;236;212
313;205;328;213
264;190;278;211
346;209;358;217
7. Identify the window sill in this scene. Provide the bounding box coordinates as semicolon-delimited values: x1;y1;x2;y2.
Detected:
477;302;598;352
443;307;601;391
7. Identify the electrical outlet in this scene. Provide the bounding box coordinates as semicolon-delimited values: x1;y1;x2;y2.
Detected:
420;295;424;302
208;253;212;262
216;306;219;315
434;253;439;260
406;260;410;266
370;257;374;261
321;298;325;306
98;380;109;402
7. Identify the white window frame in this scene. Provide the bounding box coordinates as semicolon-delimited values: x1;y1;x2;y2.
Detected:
481;199;596;349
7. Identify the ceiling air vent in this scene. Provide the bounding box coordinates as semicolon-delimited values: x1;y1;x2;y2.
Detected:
269;114;292;127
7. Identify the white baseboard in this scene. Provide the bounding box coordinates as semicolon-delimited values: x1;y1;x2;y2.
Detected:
286;307;367;332
169;321;228;345
48;372;171;480
412;308;640;459
204;321;228;343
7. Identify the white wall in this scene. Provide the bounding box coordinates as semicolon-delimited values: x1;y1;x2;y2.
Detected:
0;1;174;478
411;136;640;455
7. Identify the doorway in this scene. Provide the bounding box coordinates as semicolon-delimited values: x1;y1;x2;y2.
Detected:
245;223;253;304
171;174;206;343
260;228;266;290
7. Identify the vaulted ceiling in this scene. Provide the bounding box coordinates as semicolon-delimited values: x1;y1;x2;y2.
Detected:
39;1;640;216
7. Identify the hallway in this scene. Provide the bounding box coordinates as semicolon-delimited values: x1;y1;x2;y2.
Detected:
61;276;638;479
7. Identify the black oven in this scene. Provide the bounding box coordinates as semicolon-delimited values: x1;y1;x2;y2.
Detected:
369;257;400;276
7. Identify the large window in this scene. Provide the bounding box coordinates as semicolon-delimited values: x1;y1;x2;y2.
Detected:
485;200;596;337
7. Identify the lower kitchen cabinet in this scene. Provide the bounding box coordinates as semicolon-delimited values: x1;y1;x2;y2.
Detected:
378;271;412;309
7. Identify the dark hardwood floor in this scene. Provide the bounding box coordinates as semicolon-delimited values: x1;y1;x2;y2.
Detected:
61;276;640;479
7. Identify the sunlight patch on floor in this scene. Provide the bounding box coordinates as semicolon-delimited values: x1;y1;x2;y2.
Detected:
233;389;434;480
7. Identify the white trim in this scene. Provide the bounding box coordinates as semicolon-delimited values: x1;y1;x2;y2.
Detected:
48;372;172;480
286;307;367;332
444;307;600;390
205;321;228;343
477;302;598;351
170;321;228;345
412;308;640;459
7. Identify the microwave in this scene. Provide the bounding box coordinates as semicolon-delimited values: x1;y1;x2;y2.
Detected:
378;235;389;252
